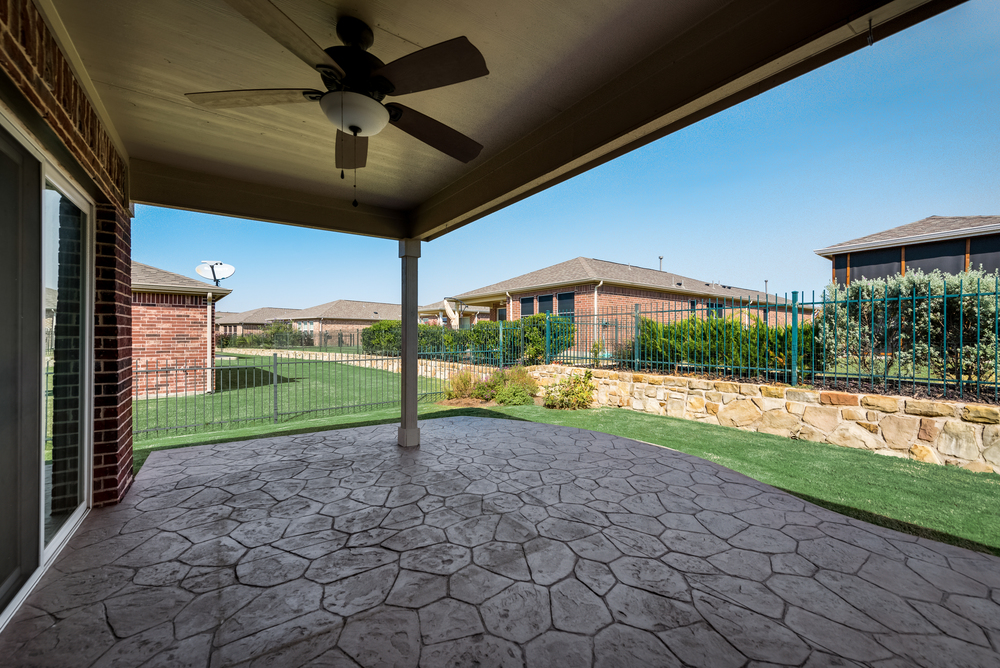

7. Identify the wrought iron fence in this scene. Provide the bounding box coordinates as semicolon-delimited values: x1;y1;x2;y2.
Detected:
136;279;1000;440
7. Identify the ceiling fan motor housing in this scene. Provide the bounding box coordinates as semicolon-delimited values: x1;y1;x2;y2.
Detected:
320;91;389;136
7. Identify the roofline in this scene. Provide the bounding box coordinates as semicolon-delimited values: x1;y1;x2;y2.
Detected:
132;284;232;299
814;223;1000;258
451;277;804;308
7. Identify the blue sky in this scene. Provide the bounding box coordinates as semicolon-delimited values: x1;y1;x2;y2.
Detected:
133;0;999;312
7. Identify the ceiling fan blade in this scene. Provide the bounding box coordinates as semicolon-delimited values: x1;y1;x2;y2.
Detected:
335;131;368;169
386;103;482;163
186;89;324;108
374;37;488;96
222;0;345;79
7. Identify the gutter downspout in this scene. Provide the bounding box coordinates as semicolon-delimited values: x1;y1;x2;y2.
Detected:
207;292;213;393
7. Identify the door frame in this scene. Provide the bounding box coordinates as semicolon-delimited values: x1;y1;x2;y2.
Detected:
0;104;96;632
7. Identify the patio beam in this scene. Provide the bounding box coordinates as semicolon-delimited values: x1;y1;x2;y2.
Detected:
399;239;421;448
129;159;407;239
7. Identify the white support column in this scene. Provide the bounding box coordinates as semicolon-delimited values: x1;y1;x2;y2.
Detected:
398;238;421;447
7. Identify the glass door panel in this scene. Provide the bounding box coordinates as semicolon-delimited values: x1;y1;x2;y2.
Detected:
42;184;86;544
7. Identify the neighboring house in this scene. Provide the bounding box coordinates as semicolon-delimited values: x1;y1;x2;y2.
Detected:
418;299;490;329
452;257;799;324
815;215;1000;284
131;262;232;396
215;307;302;337
286;300;401;345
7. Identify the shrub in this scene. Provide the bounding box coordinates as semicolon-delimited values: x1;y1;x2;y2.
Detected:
446;371;477;399
817;268;1000;384
543;370;596;409
494;384;535;405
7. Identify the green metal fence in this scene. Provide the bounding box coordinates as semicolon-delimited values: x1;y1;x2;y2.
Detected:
136;280;1000;440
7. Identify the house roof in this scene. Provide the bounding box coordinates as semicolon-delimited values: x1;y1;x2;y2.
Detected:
289;300;401;321
418;300;490;315
815;216;1000;256
216;307;300;325
131;261;232;299
453;257;791;306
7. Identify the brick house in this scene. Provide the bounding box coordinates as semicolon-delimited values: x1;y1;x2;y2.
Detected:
815;215;1000;284
286;300;401;345
452;257;800;325
216;307;302;338
131;262;231;396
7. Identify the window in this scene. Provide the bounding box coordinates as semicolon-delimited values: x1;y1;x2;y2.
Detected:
538;295;553;314
520;297;534;316
557;292;574;315
497;308;506;322
689;300;696;312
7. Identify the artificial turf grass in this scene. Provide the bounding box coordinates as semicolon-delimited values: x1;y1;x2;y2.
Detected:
132;403;1000;557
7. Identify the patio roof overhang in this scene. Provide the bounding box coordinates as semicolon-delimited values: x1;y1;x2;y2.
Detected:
40;0;961;242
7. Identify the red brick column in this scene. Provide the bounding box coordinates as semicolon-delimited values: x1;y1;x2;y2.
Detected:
93;203;133;506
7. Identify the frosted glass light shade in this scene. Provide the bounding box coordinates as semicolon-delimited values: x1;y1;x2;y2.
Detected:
320;91;390;137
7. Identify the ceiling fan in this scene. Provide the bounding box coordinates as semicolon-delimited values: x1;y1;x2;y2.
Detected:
186;0;489;169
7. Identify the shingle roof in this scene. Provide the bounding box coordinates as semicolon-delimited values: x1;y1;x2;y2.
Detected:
418;300;490;315
290;300;401;321
815;216;1000;256
453;257;788;305
216;307;301;325
131;261;232;298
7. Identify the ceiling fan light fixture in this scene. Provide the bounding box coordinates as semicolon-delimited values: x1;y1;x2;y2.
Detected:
320;91;389;136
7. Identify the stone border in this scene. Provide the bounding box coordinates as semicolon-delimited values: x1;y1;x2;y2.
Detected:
528;365;1000;474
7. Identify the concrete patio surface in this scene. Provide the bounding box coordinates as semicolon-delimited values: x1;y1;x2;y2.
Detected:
2;417;999;667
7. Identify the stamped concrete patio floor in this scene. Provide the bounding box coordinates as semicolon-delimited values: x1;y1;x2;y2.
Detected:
4;417;1000;667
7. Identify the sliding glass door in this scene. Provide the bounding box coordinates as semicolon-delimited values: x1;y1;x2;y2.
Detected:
0;120;93;620
0;124;42;613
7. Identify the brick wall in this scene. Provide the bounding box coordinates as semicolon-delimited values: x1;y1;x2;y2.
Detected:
132;292;213;396
0;1;134;505
93;204;132;506
496;283;809;326
0;0;127;207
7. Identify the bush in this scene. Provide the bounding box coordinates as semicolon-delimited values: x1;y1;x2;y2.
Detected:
817;268;1000;384
361;316;575;366
447;366;538;405
544;370;596;409
446;371;477;399
494;384;535;405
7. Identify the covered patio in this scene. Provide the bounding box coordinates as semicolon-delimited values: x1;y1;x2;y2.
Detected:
3;418;999;666
0;0;985;661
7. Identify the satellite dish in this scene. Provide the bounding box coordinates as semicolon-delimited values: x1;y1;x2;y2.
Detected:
196;261;236;286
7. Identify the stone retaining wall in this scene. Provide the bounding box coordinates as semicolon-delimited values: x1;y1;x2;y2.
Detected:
219;348;492;382
528;365;1000;474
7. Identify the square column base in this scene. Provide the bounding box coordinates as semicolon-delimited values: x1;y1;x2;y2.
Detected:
397;427;420;448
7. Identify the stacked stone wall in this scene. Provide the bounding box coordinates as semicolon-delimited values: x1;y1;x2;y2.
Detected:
528;365;1000;474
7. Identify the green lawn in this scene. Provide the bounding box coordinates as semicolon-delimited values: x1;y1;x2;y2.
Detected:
132;354;445;440
132;402;1000;557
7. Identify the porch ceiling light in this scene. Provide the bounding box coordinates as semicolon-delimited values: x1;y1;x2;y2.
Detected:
320;91;389;137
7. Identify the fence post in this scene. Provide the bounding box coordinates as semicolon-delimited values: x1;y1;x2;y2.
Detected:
545;312;551;364
791;291;799;386
634;304;640;371
272;352;279;423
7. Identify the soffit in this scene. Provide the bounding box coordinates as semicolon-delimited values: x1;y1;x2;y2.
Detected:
46;0;958;240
